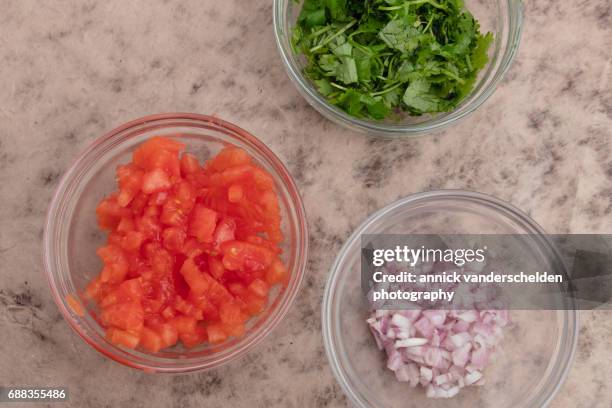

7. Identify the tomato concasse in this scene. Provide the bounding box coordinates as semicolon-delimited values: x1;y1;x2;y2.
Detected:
89;137;288;351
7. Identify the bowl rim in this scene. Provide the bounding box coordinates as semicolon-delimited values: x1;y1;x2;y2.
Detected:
322;189;579;407
43;112;309;373
273;0;524;138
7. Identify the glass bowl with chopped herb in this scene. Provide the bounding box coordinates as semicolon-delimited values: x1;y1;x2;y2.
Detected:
273;0;523;137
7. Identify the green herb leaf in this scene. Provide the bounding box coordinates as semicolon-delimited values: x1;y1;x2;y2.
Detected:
379;19;423;54
315;78;334;96
325;0;348;21
298;0;327;27
402;79;443;113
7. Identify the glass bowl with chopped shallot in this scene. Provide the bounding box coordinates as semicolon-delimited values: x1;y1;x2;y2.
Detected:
44;113;308;373
323;190;577;407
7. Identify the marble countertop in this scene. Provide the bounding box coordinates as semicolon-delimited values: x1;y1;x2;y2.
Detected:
1;0;611;407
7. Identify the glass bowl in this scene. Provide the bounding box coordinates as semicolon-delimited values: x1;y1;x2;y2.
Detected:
273;0;523;137
43;113;308;373
322;190;578;407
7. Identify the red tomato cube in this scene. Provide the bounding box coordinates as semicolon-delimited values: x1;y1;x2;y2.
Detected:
206;324;228;344
101;301;144;331
140;327;163;353
142;168;172;194
106;327;140;349
180;153;201;176
248;278;270;298
169;315;197;335
189;205;218;243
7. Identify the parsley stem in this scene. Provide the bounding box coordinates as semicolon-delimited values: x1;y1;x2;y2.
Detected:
370;81;403;97
423;15;435;33
440;69;466;84
466;55;473;72
330;82;348;91
307;26;333;39
309;20;357;53
379;0;448;12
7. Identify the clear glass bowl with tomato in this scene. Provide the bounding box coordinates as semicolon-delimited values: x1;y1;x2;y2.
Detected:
44;113;308;373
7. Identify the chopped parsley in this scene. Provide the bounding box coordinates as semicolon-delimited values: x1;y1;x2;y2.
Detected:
291;0;493;120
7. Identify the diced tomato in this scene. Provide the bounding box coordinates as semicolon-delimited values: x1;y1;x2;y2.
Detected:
116;216;135;233
206;323;228;344
162;227;186;253
174;181;196;213
245;235;282;254
180;238;201;257
160;200;186;227
213;218;236;247
144;313;165;327
180;325;207;348
239;291;267;315
96;196;129;230
116;164;144;207
88;137;290;353
227;184;244;203
189;205;218;243
144;206;160;219
142;298;163;314
140;326;163;353
149;191;169;206
220;241;274;272
118;278;144;299
205;147;251;172
208;165;256;187
97;244;129;283
208;257;226;280
169;315;197;335
142;168;172;194
85;277;103;300
133;136;185;173
171;258;190;299
130;192;148;215
101;301;144;331
174;296;203;320
207;279;232;305
106;327;140;349
179;257;210;296
119;231;145;252
161;306;176;320
136;215;161;240
147;149;181;180
219;301;246;326
200;298;220;322
152;322;179;348
100;278;142;308
144;244;174;275
224;322;246;338
227;282;247;296
180;153;201;176
265;258;288;285
252;168;275;191
248;278;269;298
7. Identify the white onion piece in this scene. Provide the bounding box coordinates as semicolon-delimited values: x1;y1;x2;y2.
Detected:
465;370;483;386
451;342;472;367
391;313;413;329
396;338;428;348
450;332;471;348
420;366;433;384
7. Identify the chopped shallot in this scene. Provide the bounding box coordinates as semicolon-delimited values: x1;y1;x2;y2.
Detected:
368;308;509;398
